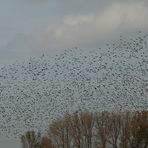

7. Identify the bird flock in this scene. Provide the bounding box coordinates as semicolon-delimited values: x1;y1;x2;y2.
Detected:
0;33;148;138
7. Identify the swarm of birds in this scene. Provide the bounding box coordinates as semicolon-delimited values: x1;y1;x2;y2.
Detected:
0;33;148;138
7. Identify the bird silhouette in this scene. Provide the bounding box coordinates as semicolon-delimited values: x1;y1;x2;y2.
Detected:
0;32;148;138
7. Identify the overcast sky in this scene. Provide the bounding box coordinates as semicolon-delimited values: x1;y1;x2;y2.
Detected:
0;0;148;66
0;0;148;147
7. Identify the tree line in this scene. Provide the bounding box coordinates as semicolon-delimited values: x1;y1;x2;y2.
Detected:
21;111;148;148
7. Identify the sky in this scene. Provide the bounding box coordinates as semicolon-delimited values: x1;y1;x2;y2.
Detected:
0;0;148;147
0;0;148;66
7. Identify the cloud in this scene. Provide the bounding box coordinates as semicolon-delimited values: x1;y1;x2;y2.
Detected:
1;0;148;66
35;1;148;50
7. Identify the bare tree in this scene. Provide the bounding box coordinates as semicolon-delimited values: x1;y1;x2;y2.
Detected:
49;116;72;148
95;112;112;148
120;112;131;148
21;111;148;148
108;113;121;148
21;131;41;148
80;112;94;148
68;112;84;148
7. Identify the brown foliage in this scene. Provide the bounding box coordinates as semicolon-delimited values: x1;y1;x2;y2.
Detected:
40;136;54;148
21;111;148;148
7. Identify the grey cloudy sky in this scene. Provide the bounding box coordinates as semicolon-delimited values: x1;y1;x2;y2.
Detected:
0;0;148;66
0;0;148;147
